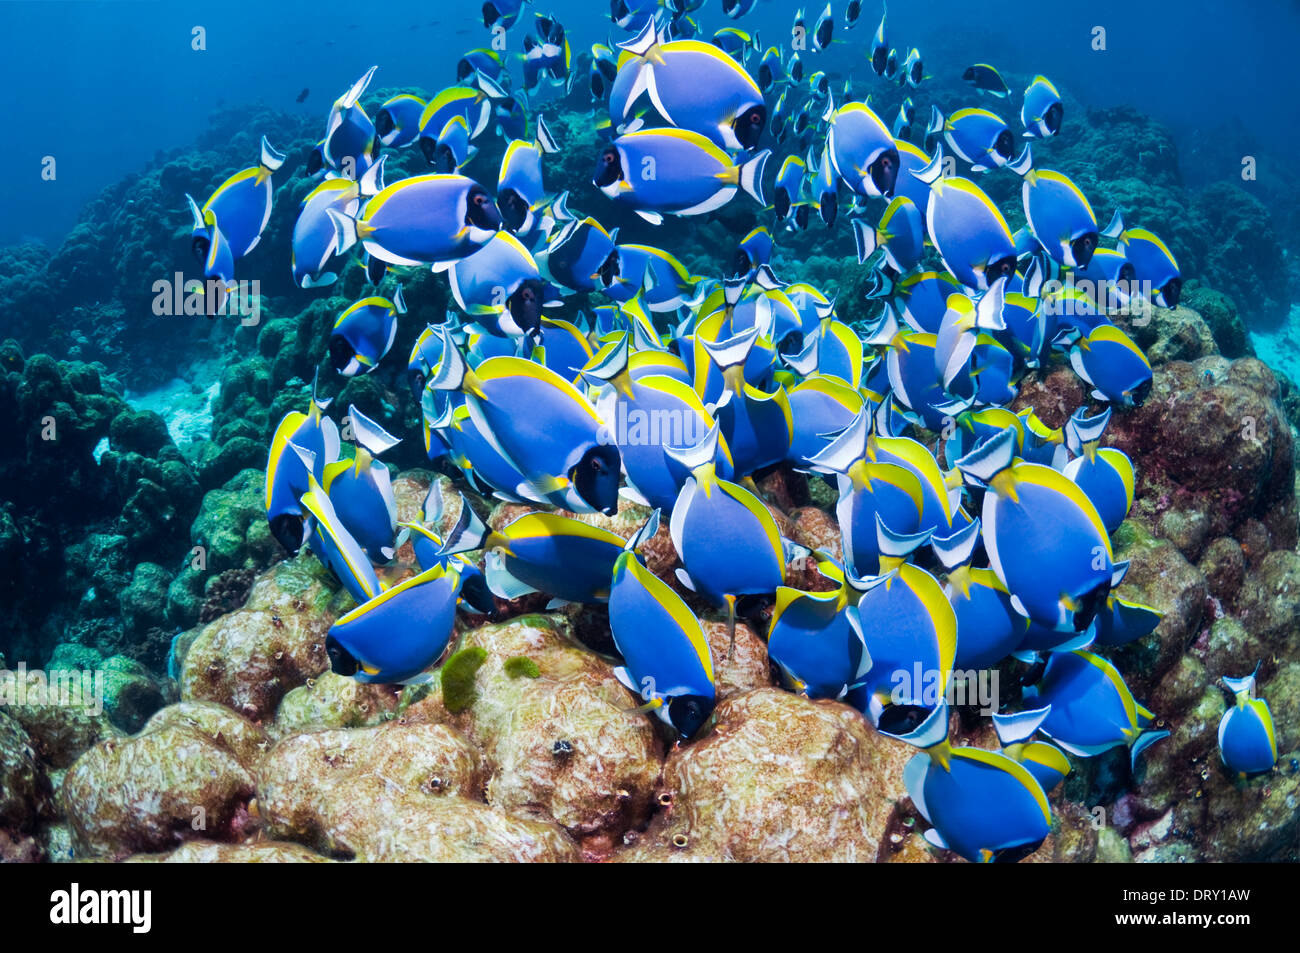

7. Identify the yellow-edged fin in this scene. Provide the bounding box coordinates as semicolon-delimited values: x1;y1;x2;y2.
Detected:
1098;447;1136;511
949;178;1014;239
863;462;926;524
475;356;602;422
1023;741;1071;777
719;480;784;567
628;556;713;682
791;374;863;414
202;167;262;213
265;412;308;510
300;486;379;600
902;564;957;679
335;564;454;625
1084;651;1139;733
954;748;1052;824
504;512;626;548
875;434;953;523
1248;698;1278;758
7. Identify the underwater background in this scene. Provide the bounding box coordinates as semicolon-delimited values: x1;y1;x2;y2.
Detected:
0;0;1297;863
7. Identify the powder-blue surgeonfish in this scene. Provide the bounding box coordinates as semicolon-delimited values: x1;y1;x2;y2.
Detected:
852;196;925;274
322;67;379;177
539;216;619;293
957;427;1120;633
1101;211;1182;308
396;482;495;616
416;80;509;162
329;286;407;377
851;518;957;729
1067;322;1153;408
1025;650;1169;771
265;375;340;553
917;158;1019;291
497;117;560;234
593;128;770;225
1217;665;1278;779
891;703;1052;863
429;115;476;174
375;93;427;149
900;47;925;87
891;97;915;140
701;325;794;478
609;527;718;740
1062;407;1134;534
329;159;503;267
1011;149;1101;268
483;0;530;31
294;445;382;605
786;374;863;469
768;557;881;701
614;21;766;151
189;135;286;262
429;327;622;514
992;706;1072;794
668;422;787;653
758;45;786;92
721;0;759;19
291;177;360;289
326;563;463;684
773;154;807;221
963;63;1010;98
1021;75;1063;139
321;405;401;564
827;98;900;199
927;107;1017;173
936;518;1030;671
446;503;657;606
446;232;556;342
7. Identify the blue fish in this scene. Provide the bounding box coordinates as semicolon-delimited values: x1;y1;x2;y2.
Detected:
329;287;407;377
321;406;401;563
594;128;770;225
991;707;1072;794
265;376;340;553
892;703;1052;863
326;564;462;684
291;177;360;289
1062;407;1134;533
609;538;717;739
1068;322;1153;408
375;93;427;149
1218;666;1278;779
1021;75;1063;139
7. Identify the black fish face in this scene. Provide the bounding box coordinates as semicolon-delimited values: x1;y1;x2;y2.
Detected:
481;2;499;29
668;694;714;740
778;330;805;357
507;279;545;337
962;66;977;83
328;334;357;374
872;47;888;76
819;192;838;227
593;146;622;187
366;253;386;286
733;105;767;150
190;234;210;264
432;144;459;174
730;248;753;280
1073;580;1111;632
986;255;1019;283
498;188;530;232
773;186;791;220
759;64;772;90
305;147;324;177
869;148;900;197
325;634;360;677
466;185;503;230
375;109;395;138
994;128;1014;161
1159;277;1182;308
816;21;833;50
418;135;439;166
877;703;935;737
408;368;426;401
269;512;306;555
1045;102;1064;135
598;248;620;286
460;571;498;617
794;203;811;230
571;444;621;516
1070;232;1099;268
456;59;474;82
1130;375;1153;407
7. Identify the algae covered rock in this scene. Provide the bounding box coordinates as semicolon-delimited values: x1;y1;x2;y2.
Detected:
271;672;402;739
257;720;576;862
141;701;268;766
416;614;663;849
62;722;258;859
618;688;909;862
0;710;53;837
178;554;346;722
124;840;332;863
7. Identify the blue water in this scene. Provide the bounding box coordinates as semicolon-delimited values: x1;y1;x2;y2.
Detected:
3;0;1298;248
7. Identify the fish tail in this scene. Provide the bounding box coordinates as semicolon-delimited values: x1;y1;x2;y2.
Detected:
738;149;771;206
